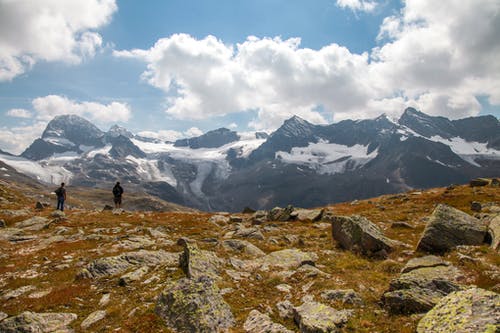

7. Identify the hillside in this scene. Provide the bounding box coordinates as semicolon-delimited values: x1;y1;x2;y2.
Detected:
0;178;498;332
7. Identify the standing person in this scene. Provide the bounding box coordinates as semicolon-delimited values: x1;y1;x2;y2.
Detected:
55;182;66;211
112;181;124;208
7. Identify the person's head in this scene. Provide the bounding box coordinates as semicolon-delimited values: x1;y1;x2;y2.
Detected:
61;182;65;187
116;181;120;185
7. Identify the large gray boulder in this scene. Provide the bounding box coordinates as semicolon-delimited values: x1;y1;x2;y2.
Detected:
294;208;324;222
331;215;399;258
156;276;234;333
293;301;352;333
416;204;487;253
0;311;77;332
14;216;49;231
78;250;179;279
178;238;225;280
244;310;293;333
268;205;295;222
417;288;500;333
382;256;464;314
488;215;500;251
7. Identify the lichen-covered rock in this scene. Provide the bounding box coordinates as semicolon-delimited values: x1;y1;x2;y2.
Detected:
417;288;500;333
488;215;500;251
78;250;179;279
244;310;293;333
208;215;230;226
2;285;36;300
382;256;464;314
222;239;266;258
320;289;363;305
234;225;265;240
14;216;49;231
331;215;398;258
293;301;352;333
178;238;225;280
259;248;317;271
0;311;77;332
156;276;234;333
81;310;106;329
268;205;295;222
416;204;487;253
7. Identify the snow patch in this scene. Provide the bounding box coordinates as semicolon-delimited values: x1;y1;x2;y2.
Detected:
125;156;177;187
428;136;500;166
0;154;72;184
276;140;378;175
44;137;76;147
85;145;112;158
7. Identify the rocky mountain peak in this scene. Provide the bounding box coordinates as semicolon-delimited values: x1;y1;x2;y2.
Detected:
275;115;316;138
42;114;104;145
174;127;240;149
107;125;134;139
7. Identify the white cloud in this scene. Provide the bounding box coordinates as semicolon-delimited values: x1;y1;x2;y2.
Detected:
7;108;32;118
115;0;500;129
336;0;378;13
227;123;238;129
0;122;46;155
184;127;203;138
0;0;117;81
137;130;182;142
30;95;132;123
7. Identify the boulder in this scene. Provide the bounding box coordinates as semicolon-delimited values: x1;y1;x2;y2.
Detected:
78;250;179;279
0;219;5;228
470;201;482;212
259;249;318;271
35;201;44;210
50;210;65;218
229;216;243;223
382;256;464;314
252;210;268;225
222;239;266;258
331;215;399;258
119;266;149;286
0;311;77;332
81;310;106;329
156;276;234;333
469;178;490;187
14;217;49;231
294;209;324;222
243;310;293;333
208;215;230;226
234;225;265;240
293;301;352;333
417;288;500;333
488;215;500;251
491;178;500;187
178;238;224;280
268;205;295;222
416;204;488;253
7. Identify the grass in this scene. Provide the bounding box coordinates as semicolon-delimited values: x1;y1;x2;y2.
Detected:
0;179;498;332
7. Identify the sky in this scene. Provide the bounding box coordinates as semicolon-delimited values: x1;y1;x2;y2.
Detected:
0;0;499;154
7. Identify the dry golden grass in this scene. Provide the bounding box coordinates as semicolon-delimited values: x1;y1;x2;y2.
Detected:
0;179;498;332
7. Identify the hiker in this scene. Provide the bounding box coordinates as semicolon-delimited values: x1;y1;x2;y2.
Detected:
55;182;66;211
112;181;124;208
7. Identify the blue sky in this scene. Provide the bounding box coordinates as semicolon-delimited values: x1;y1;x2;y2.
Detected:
0;0;499;154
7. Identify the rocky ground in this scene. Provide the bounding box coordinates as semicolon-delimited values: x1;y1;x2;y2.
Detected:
0;178;498;332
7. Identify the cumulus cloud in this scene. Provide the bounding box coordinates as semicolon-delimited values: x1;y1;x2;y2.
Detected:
115;0;500;129
0;0;117;81
336;0;378;13
7;108;32;118
0;122;46;154
184;127;203;138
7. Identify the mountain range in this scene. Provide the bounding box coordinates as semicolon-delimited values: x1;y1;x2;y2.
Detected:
0;108;499;211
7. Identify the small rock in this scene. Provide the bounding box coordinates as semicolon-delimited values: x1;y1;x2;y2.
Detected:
230;216;244;223
222;239;266;258
35;201;44;210
208;215;230;226
321;289;363;305
276;284;292;293
276;300;294;319
0;311;77;332
178;238;225;280
293;301;352;333
14;217;49;231
0;219;5;228
2;285;36;300
119;266;149;286
99;293;110;307
294;208;324;222
50;210;66;218
0;312;8;321
487;215;500;251
470;201;482;212
391;221;415;229
234;225;265;240
491;178;500;187
81;310;106;329
112;208;124;215
244;310;293;333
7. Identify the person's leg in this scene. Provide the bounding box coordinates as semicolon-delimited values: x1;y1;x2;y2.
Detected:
60;199;64;211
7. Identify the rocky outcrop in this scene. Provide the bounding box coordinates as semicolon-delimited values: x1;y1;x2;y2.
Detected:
294;208;324;222
81;310;106;329
268;206;295;222
259;249;317;271
488;215;500;251
382;256;464;314
417;288;500;333
416;204;488;253
156;277;234;333
469;178;490;187
0;311;77;332
331;215;399;258
244;310;293;333
78;250;179;279
178;238;225;280
293;301;352;333
14;216;49;231
222;239;265;258
233;225;265;240
119;266;149;286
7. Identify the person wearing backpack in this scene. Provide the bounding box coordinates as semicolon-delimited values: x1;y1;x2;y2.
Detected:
55;182;66;211
112;181;124;208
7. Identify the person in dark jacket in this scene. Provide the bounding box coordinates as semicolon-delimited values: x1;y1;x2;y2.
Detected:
112;182;124;208
55;182;66;211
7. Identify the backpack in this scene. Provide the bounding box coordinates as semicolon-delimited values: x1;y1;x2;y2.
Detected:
55;187;63;197
113;186;121;196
